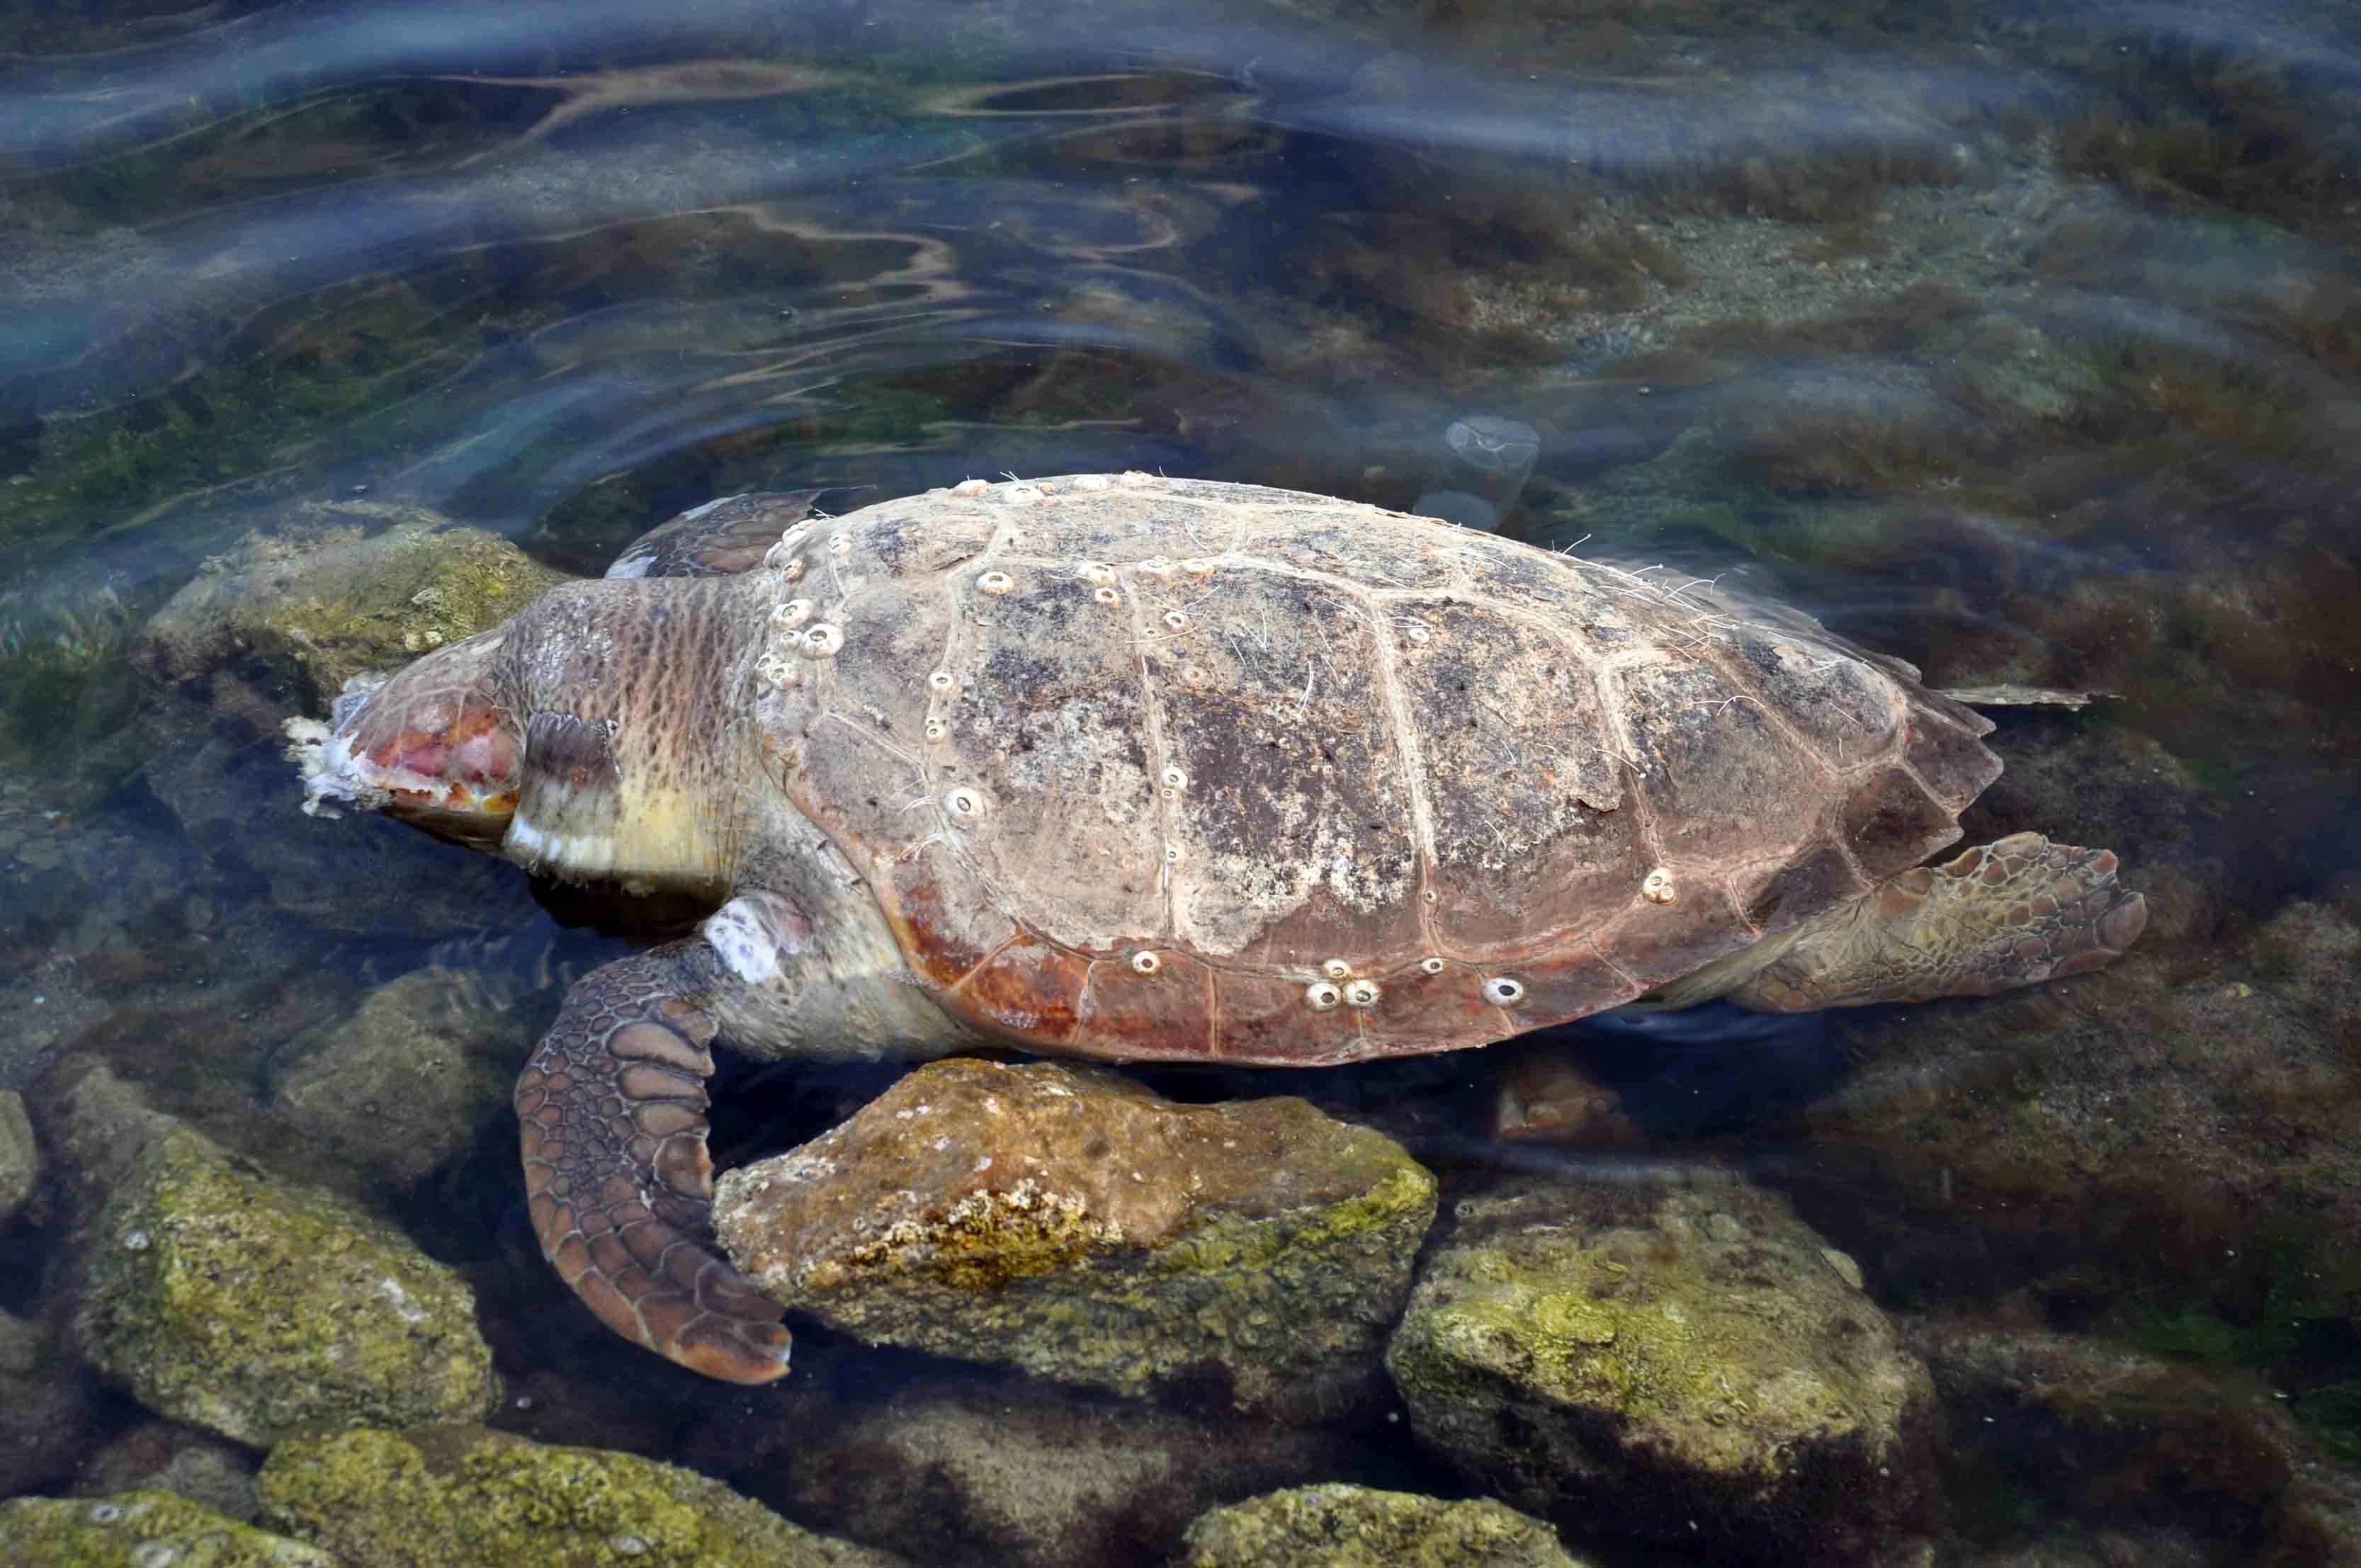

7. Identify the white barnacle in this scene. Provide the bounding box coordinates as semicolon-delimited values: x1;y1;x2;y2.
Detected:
952;477;989;497
1005;483;1044;505
1320;958;1353;981
1131;950;1162;975
1094;586;1123;608
771;599;812;630
1136;556;1176;580
1403;622;1432;645
1642;866;1677;904
924;718;948;742
1160;765;1188;792
800;623;844;659
1074;474;1112;491
1483;976;1528;1006
753;652;796;692
1160;609;1189;632
762;539;798;571
1182;557;1218;576
978;569;1016;596
1304;980;1342;1011
1420;956;1446;975
1077;561;1117;585
828;530;853;557
945;786;987;820
1119;470;1157;487
1162;843;1183;864
776;557;806;584
1344;977;1382;1008
928;669;956;693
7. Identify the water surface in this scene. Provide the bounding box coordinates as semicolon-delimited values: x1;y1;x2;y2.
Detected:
4;1;2360;1563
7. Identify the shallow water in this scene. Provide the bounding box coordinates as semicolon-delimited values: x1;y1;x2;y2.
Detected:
4;1;2361;1563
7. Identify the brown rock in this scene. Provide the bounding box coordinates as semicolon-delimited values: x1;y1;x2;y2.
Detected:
713;1057;1437;1407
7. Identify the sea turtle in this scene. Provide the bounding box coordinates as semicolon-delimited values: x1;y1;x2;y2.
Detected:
285;472;2146;1385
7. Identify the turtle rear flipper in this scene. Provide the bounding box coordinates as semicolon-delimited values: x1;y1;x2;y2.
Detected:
514;942;793;1384
1726;832;2148;1011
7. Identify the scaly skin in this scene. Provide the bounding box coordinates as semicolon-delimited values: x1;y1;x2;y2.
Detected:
511;939;792;1383
1724;832;2147;1011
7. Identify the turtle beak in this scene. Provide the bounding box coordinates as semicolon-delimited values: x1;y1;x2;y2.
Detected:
285;630;521;848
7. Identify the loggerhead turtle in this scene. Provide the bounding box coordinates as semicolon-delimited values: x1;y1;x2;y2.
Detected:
286;473;2146;1384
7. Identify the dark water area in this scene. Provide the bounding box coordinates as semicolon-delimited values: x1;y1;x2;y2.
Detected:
4;0;2361;1563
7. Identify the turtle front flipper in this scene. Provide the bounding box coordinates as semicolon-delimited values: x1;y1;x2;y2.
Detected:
1726;832;2148;1011
604;488;858;579
514;941;793;1383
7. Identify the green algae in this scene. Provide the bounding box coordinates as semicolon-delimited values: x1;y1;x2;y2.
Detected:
78;1127;499;1447
254;1426;905;1568
1384;1181;1933;1559
1179;1484;1590;1568
244;513;567;697
0;1490;334;1568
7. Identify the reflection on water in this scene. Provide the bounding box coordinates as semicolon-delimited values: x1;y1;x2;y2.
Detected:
4;0;2361;1562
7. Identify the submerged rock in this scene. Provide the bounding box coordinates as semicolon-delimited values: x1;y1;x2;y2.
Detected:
761;1373;1366;1568
75;1124;499;1446
0;1491;332;1568
0;1087;36;1222
267;967;524;1192
1385;1176;1936;1562
74;1419;263;1524
0;1308;106;1499
1179;1484;1590;1568
254;1425;906;1568
715;1057;1437;1407
1793;896;2361;1336
1906;1314;2361;1567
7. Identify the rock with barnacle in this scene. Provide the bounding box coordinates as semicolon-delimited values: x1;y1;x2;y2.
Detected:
713;1057;1437;1407
72;1120;498;1447
1384;1175;1936;1564
0;1490;334;1567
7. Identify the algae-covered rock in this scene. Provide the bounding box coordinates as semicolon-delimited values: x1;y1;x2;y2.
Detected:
254;1425;907;1568
713;1057;1438;1407
1385;1176;1935;1562
0;1490;334;1567
136;501;567;699
267;967;523;1191
77;1125;499;1445
1179;1484;1590;1568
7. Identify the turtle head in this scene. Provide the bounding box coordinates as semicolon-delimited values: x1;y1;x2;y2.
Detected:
285;629;521;848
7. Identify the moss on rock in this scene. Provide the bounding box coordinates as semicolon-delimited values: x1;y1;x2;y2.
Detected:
714;1058;1438;1408
1179;1484;1590;1568
77;1126;499;1446
1384;1176;1935;1563
136;501;566;699
254;1426;906;1568
0;1490;334;1567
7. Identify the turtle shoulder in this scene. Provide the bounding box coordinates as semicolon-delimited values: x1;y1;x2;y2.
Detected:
747;474;1999;1064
